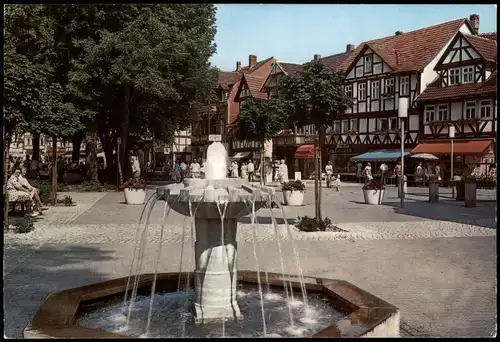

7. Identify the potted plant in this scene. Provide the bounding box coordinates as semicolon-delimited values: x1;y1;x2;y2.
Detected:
120;178;147;205
281;180;306;206
362;180;385;205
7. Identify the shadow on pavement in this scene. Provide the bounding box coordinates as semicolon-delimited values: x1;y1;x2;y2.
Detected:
4;244;117;338
238;215;296;225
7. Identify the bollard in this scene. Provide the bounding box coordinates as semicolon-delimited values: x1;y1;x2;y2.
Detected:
464;179;477;208
397;175;407;199
455;179;465;201
428;177;439;203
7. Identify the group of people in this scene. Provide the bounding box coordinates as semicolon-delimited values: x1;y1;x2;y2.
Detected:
171;159;206;182
7;166;48;217
230;160;256;181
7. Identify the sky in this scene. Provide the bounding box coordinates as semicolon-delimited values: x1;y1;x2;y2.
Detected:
210;4;497;71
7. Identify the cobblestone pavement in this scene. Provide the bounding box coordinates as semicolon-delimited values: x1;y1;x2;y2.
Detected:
3;186;497;338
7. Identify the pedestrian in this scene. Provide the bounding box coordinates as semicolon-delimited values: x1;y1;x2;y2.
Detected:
231;161;239;178
247;160;255;182
414;162;424;186
325;161;333;188
363;162;373;183
190;159;201;179
240;162;248;180
380;162;388;185
356;162;363;183
173;160;182;183
180;160;187;181
470;164;482;179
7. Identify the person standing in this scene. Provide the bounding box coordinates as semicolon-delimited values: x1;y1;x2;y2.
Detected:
247;160;255;182
363;162;373;183
190;159;201;179
180;160;187;181
414;162;424;187
231;161;239;178
356;162;363;183
240;162;248;180
380;162;388;185
325;161;333;188
278;159;289;183
470;164;482;179
200;159;206;179
173;160;182;183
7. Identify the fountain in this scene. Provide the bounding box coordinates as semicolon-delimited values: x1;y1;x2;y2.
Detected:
24;142;400;338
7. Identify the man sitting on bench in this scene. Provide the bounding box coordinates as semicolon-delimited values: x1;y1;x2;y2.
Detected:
7;167;39;216
20;166;48;212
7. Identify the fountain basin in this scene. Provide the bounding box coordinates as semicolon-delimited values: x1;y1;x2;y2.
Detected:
24;271;400;338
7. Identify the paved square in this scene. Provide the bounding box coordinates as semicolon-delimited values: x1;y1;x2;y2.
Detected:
4;184;497;338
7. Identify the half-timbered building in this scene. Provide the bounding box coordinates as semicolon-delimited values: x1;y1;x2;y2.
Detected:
327;15;479;173
412;29;496;178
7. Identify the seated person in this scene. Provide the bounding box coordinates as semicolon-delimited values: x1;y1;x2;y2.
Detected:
7;167;39;216
20;167;48;212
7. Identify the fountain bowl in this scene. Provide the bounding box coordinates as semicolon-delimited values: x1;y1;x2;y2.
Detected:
24;271;400;338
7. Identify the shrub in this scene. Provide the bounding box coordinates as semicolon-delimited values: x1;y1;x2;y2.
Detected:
281;180;306;192
30;180;52;203
9;217;35;234
64;195;74;206
59;181;117;192
362;180;385;190
295;215;331;232
120;178;147;190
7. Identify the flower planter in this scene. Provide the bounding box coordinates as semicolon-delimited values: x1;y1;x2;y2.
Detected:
363;189;385;205
283;190;304;206
124;188;146;205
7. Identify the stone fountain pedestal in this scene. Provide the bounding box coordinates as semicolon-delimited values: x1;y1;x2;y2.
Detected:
158;178;274;323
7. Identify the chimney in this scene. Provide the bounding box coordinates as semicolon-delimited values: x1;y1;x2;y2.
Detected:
249;55;257;68
395;31;403;36
469;14;479;34
313;54;321;61
346;44;355;52
236;61;241;71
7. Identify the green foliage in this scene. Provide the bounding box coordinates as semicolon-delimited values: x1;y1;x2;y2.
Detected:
362;180;385;190
59;181;117;192
120;178;147;190
29;180;52;203
276;60;353;130
281;180;306;192
9;217;36;234
295;216;331;232
63;196;74;206
233;98;287;144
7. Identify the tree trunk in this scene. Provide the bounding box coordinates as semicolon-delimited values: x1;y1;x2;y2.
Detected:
85;120;99;183
119;84;132;179
101;137;116;184
314;139;320;221
317;126;325;222
32;133;40;162
4;129;10;229
51;136;58;205
71;133;84;163
260;142;266;186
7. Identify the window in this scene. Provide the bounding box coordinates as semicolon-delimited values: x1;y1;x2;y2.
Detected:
341;120;349;133
479;100;492;119
371;80;380;99
389;118;398;131
358;83;366;101
449;68;460;85
364;55;372;73
385;78;394;95
437;104;449;121
424;105;435;123
345;85;353;99
377;118;388;131
400;76;409;95
333;121;341;133
462;67;474;84
350;119;358;132
465;101;476;119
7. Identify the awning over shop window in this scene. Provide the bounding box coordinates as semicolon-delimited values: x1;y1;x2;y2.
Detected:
295;144;316;159
411;140;492;155
230;151;251;160
350;149;411;162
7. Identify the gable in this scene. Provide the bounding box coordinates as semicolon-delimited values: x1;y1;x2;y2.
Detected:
346;46;394;79
235;77;251;101
260;62;285;91
436;33;482;68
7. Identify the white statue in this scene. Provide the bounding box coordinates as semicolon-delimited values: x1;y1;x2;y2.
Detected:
278;159;289;183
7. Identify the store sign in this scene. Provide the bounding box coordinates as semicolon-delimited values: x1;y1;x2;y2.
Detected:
208;134;222;142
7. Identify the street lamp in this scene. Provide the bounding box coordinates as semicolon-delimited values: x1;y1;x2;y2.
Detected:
117;137;123;186
398;97;408;208
449;126;455;198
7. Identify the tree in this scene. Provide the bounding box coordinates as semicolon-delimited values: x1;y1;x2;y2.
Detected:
277;60;353;221
233;98;287;185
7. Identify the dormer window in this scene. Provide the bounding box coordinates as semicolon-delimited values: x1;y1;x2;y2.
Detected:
462;67;474;84
364;55;372;73
449;68;461;85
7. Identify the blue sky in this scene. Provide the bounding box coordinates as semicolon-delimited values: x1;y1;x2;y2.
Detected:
210;4;497;71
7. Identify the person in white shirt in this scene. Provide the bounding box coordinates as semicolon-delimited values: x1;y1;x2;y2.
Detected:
325;161;333;188
200;159;206;179
20;167;48;211
180;160;187;181
333;175;341;191
379;162;388;185
363;162;373;182
240;162;248;180
190;159;201;179
470;164;482;179
231;161;239;178
247;160;255;182
278;159;289;183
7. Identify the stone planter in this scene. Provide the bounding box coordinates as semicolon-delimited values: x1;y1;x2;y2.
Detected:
283;190;304;206
428;181;439;203
363;189;385;205
123;188;146;205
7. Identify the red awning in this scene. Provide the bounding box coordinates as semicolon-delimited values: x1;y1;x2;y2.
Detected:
295;144;316;159
411;140;492;155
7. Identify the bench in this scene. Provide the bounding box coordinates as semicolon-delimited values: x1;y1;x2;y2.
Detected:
8;201;31;215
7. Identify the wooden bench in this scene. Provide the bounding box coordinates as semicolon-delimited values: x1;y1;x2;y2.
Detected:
8;201;31;215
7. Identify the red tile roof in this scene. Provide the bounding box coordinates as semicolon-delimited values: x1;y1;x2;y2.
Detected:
320;51;354;71
218;71;239;90
463;34;497;62
237;56;275;73
242;74;267;100
478;32;497;41
279;62;303;76
340;18;468;73
415;72;497;102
